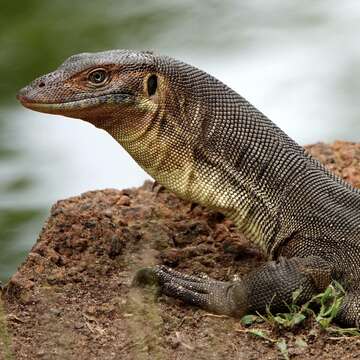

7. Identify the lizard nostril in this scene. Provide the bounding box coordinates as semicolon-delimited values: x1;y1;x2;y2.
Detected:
38;81;45;88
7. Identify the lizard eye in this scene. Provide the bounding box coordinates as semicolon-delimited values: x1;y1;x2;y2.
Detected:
88;69;108;85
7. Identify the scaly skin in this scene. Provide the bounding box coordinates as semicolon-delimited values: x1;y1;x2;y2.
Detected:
17;50;360;326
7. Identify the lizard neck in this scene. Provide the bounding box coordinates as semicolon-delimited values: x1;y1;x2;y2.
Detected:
104;82;310;255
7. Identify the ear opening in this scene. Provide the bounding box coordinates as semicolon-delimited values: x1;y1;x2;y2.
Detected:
146;74;158;97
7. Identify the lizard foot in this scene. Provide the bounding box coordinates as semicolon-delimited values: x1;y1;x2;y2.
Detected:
133;257;331;318
133;265;245;315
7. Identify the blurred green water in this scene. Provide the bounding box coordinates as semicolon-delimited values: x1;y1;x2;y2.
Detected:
0;1;359;282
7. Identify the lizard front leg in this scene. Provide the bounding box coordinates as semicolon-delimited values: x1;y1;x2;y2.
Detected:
134;256;333;317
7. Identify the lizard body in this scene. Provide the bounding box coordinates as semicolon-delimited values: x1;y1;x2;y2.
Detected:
17;50;360;326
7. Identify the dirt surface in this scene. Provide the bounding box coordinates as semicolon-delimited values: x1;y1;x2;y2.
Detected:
1;141;360;360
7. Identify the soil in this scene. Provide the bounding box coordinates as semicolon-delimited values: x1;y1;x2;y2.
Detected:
1;141;360;360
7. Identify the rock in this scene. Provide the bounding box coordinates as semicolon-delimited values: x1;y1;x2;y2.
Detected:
2;142;360;360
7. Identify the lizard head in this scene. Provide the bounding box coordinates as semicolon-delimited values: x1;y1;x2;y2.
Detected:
17;49;208;194
17;50;166;132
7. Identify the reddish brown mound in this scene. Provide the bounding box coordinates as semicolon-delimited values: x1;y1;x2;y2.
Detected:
1;141;360;360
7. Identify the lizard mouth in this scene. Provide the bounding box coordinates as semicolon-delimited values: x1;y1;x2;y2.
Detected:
17;93;134;114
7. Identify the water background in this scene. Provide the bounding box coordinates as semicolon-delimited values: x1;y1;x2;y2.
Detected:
1;1;359;281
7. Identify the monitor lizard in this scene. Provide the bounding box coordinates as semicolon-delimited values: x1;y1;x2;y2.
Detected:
17;50;360;326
